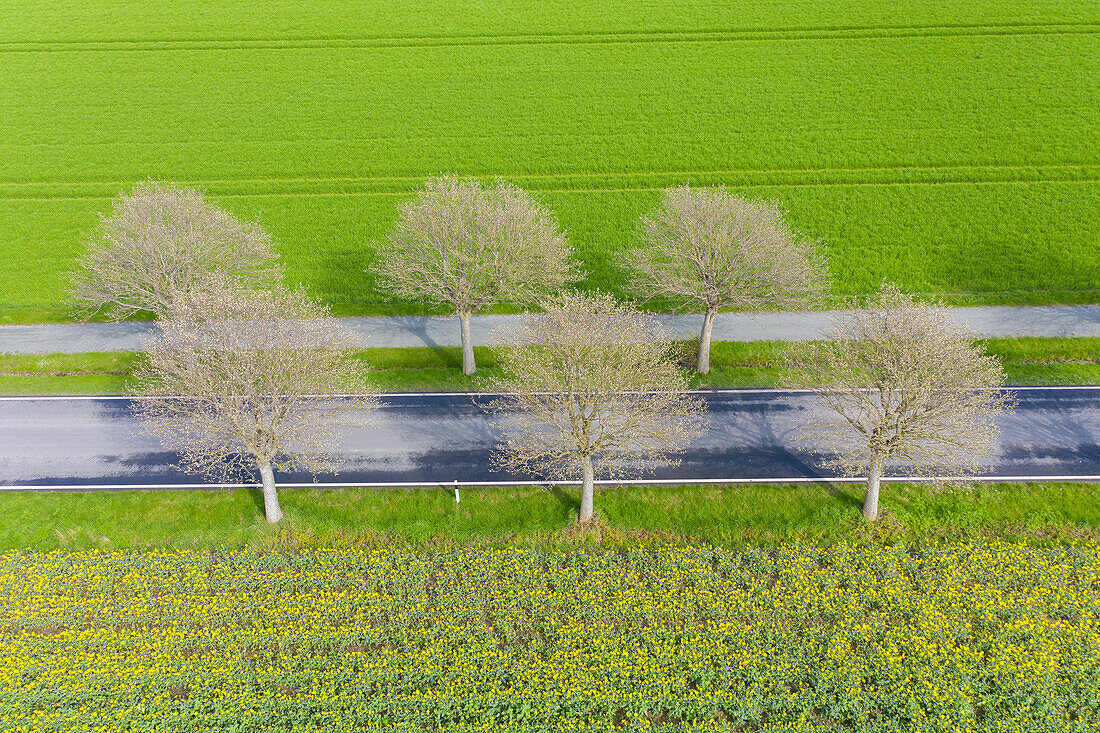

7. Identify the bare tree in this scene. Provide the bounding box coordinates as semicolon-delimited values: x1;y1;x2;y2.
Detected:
132;275;378;523
782;282;1013;522
487;292;705;525
69;181;284;320
371;175;582;376
626;185;830;374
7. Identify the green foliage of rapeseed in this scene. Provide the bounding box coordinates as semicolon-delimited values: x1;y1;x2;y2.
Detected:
1;543;1097;730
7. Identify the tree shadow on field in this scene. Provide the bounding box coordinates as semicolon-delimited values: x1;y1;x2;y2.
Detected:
546;482;580;517
247;488;265;516
224;464;264;516
914;186;1098;307
825;482;865;509
201;462;264;517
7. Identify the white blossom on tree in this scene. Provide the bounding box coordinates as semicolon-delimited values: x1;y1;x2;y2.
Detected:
371;175;582;375
69;181;283;320
626;185;830;373
487;292;705;525
783;282;1013;521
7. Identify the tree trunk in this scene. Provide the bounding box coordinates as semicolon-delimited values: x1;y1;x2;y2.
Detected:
578;457;595;524
863;453;884;522
697;307;718;374
459;310;476;376
258;459;283;524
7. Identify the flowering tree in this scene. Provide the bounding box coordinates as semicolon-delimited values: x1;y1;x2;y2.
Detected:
488;292;705;525
371;175;582;375
69;181;283;319
784;282;1013;521
626;185;830;373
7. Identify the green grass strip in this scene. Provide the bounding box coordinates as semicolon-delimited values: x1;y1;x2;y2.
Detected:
2;337;1099;394
2;481;1097;552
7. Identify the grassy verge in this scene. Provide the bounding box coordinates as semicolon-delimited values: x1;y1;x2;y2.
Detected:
3;337;1100;395
2;480;1097;552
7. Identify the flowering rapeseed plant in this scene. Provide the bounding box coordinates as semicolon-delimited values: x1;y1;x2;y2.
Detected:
1;543;1097;731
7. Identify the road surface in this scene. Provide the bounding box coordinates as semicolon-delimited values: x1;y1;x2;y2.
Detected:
4;305;1100;353
2;388;1099;490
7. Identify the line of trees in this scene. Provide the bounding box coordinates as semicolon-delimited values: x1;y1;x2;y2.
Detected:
68;182;379;524
369;176;831;376
67;178;1012;527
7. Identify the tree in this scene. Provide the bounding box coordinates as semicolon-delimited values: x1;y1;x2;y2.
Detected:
782;282;1013;522
626;185;830;374
487;292;705;525
371;175;582;376
132;275;378;523
69;181;284;320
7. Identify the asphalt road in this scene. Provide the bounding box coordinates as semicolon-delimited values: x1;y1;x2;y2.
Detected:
2;388;1100;490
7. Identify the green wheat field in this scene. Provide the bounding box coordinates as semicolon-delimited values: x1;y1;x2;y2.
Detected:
0;1;1096;322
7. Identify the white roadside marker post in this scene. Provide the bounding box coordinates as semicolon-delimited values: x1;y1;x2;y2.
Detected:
453;479;460;504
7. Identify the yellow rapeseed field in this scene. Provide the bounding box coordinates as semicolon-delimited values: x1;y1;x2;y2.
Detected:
1;542;1097;731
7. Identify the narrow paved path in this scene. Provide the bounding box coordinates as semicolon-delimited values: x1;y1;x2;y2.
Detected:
3;305;1100;354
2;388;1098;489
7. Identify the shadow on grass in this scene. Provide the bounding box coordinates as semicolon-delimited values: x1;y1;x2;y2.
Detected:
827;481;864;508
436;482;464;503
546;483;579;519
247;487;265;516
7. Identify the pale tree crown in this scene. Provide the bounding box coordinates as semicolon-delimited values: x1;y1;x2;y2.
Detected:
488;291;705;481
69;181;284;320
133;274;378;482
784;282;1013;478
627;184;830;311
372;175;582;314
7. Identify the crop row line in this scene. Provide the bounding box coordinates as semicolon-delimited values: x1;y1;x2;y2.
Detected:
0;164;1093;189
0;23;1095;53
5;20;1098;41
0;177;1095;202
6;20;1099;41
6;126;1098;148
